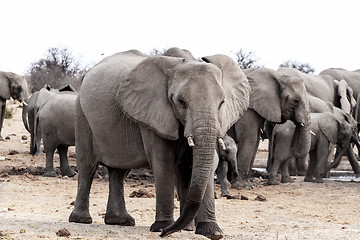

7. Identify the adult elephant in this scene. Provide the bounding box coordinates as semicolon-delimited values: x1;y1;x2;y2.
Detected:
228;68;311;189
23;84;76;155
0;71;29;139
278;67;356;114
69;49;250;239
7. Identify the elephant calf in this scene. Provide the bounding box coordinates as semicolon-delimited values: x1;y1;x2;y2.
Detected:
215;134;238;197
36;92;77;177
268;109;358;184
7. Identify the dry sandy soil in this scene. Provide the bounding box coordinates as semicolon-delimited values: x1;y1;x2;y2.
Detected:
1;104;360;240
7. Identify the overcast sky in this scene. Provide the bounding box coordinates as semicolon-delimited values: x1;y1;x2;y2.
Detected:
1;0;359;75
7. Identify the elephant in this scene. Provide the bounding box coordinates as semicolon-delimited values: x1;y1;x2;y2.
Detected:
68;48;250;239
0;71;29;139
278;67;356;114
226;68;311;189
23;84;76;155
215;134;238;197
35;91;77;177
267;108;358;184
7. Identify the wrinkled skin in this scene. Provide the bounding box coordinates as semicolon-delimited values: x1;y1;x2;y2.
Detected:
23;84;76;155
0;71;29;139
36;92;77;177
228;68;311;189
215;134;238;197
268;109;358;185
68;48;250;239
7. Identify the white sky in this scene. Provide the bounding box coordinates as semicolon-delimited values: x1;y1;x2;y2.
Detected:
1;0;360;74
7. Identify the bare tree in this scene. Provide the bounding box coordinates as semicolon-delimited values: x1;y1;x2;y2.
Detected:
279;60;315;74
150;48;166;55
27;47;87;92
233;49;262;69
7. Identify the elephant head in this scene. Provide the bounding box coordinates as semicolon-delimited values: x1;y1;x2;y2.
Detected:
245;68;311;159
322;109;358;171
0;71;28;102
116;51;250;236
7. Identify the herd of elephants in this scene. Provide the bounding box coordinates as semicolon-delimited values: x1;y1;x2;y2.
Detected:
1;47;360;239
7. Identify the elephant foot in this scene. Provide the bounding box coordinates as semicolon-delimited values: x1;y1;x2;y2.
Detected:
267;178;280;185
105;213;135;226
220;189;231;197
184;221;195;231
195;222;223;240
69;210;92;224
61;168;77;177
150;220;173;232
43;170;57;177
281;176;294;183
231;180;253;189
304;176;314;182
314;177;324;183
297;171;307;176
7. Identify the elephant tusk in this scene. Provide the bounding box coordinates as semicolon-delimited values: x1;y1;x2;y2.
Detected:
187;136;195;147
310;130;316;136
23;101;28;106
218;138;227;150
300;123;305;127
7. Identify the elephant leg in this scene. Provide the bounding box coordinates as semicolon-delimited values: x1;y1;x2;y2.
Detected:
140;127;175;232
69;102;98;224
104;167;135;226
313;139;330;183
43;145;57;177
216;161;231;197
323;144;335;178
194;165;222;239
304;151;317;182
296;155;308;176
267;156;281;185
280;158;293;183
288;156;298;176
0;98;5;139
346;148;360;176
57;145;76;177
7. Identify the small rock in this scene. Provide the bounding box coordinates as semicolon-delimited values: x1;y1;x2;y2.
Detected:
226;194;240;199
70;201;75;205
21;135;28;140
8;150;19;155
129;188;155;198
0;156;5;161
5;136;10;140
20;229;26;233
0;230;7;236
255;194;267;202
56;228;71;237
241;195;249;200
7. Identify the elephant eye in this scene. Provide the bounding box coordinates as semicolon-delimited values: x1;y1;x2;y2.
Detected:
293;99;300;106
178;98;187;109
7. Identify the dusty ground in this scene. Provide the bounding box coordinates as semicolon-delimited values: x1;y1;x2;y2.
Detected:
1;104;360;240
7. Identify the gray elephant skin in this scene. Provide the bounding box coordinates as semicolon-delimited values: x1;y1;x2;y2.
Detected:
68;49;250;239
268;108;358;185
0;71;29;139
35;91;77;177
227;68;311;189
215;134;238;197
23;84;76;155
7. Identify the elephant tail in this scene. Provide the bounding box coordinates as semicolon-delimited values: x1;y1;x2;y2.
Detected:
32;109;41;156
22;100;30;133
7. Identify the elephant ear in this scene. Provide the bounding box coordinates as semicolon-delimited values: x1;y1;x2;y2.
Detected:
246;68;282;122
318;112;338;144
337;79;355;114
0;72;12;100
202;54;251;136
116;56;184;140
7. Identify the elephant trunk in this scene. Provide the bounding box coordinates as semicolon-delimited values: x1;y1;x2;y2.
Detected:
325;146;348;172
160;110;217;237
292;103;311;159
